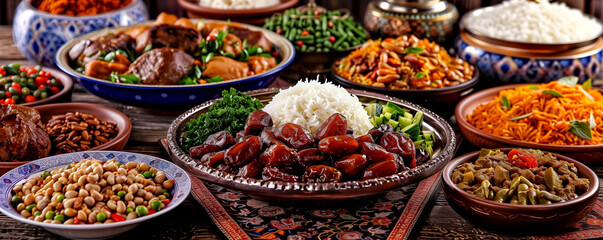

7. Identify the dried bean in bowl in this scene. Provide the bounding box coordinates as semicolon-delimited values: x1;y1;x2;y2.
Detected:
9;159;175;224
45;112;119;154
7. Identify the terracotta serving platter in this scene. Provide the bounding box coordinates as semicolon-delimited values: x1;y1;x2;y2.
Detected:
166;88;456;202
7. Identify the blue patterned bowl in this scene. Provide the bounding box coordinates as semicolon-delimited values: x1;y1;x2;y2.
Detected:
12;0;148;66
55;21;295;108
0;151;191;239
455;31;603;84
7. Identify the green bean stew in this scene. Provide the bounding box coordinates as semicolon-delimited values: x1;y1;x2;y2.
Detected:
452;149;590;205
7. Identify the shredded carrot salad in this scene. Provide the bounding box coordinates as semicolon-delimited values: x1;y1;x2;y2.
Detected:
467;81;603;145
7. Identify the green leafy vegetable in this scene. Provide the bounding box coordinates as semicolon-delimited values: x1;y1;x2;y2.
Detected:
509;112;533;121
583;78;592;91
109;72;140;84
404;47;424;54
557;76;578;87
143;44;153;54
181;88;264;151
206;76;223;83
415;72;426;79
542;90;563;97
569;120;592;140
500;96;510;110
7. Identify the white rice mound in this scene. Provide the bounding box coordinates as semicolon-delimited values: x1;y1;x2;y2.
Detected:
263;80;373;137
198;0;280;9
466;0;603;44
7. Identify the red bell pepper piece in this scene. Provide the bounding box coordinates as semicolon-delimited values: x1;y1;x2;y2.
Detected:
507;150;538;168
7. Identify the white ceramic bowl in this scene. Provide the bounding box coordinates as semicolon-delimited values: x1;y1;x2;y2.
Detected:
0;151;191;239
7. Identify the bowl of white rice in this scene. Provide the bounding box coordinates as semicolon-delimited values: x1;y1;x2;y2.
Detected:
455;0;603;84
178;0;299;25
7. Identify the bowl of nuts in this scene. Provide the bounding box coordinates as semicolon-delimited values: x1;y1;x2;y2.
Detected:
33;102;132;154
0;151;191;239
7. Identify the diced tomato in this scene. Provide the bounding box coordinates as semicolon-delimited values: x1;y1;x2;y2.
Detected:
297;41;303;47
11;83;21;93
507;150;538;168
73;217;79;224
277;29;283;34
0;69;5;76
148;209;156;215
328;21;334;28
161;199;171;205
0;99;4;105
329;36;336;43
206;35;216;41
26;68;38;76
51;86;60;94
111;213;125;222
44;71;52;78
301;30;310;36
271;51;280;58
25;95;36;103
5;98;15;105
37;85;46;90
5;91;11;98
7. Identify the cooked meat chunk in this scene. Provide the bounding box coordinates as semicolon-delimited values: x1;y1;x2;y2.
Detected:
248;56;276;74
0;105;51;162
69;33;135;66
221;33;243;57
84;59;129;80
122;25;151;39
232;27;273;52
135;24;200;53
202;56;249;81
128;47;194;85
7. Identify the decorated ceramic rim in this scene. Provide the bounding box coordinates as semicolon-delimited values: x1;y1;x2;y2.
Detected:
55;20;295;90
455;84;603;151
178;0;299;17
22;0;141;19
442;148;599;210
461;7;603;50
166;87;456;198
18;66;73;107
0;151;191;229
330;59;480;95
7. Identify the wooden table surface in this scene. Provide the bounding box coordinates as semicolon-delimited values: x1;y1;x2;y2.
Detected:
0;25;601;240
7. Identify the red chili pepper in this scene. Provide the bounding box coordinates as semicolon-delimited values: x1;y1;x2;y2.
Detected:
35;77;48;86
206;35;216;41
276;29;283;34
25;95;36;103
161;199;171;205
297;41;304;47
111;213;125;222
5;91;11;98
301;30;310;36
507;150;538;168
73;217;79;224
5;98;15;105
328;21;334;28
148;209;156;215
51;86;60;94
329;36;336;43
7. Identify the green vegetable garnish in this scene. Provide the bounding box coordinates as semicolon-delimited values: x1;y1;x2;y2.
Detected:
181;88;264;151
500;96;510;110
415;72;426;79
582;78;592;91
509;112;533;121
404;47;424;54
570;120;592;140
557;76;578;87
542;90;563;97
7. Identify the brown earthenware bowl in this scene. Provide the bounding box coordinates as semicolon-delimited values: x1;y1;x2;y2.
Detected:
177;0;299;26
455;84;603;164
167;88;456;202
19;66;74;107
0;103;132;175
441;148;599;231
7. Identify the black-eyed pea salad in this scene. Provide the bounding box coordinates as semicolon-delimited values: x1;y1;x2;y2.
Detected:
10;159;174;224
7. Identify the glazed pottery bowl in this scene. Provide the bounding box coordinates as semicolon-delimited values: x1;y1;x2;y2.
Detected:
16;65;74;107
12;0;148;66
441;148;599;231
0;151;191;239
455;84;603;164
0;103;132;176
455;9;603;84
330;61;479;105
363;0;458;44
167;88;456;202
55;21;295;108
177;0;299;26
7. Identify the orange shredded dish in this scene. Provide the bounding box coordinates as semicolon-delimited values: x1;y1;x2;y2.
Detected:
32;0;132;16
467;81;603;145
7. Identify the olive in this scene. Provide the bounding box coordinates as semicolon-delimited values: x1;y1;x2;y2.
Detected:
29;73;39;78
54;214;65;222
41;171;51;179
12;95;19;102
8;87;18;95
33;89;42;98
96;212;106;222
27;78;34;84
136;205;148;217
40;91;48;99
33;211;41;217
20;72;26;78
11;195;21;203
0;91;5;99
45;210;54;220
151;200;161;210
11;75;19;81
21;87;31;96
50;78;58;86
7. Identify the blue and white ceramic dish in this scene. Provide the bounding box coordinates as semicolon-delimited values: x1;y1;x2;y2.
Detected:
12;0;148;66
55;20;295;108
0;151;191;239
455;31;603;84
